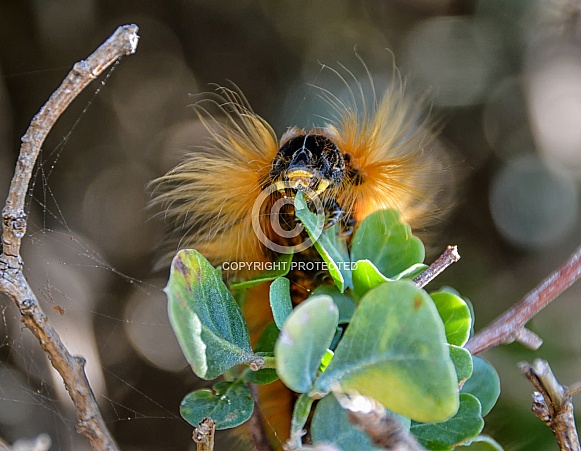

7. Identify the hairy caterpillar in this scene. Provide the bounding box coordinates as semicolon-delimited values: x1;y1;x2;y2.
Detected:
152;65;454;448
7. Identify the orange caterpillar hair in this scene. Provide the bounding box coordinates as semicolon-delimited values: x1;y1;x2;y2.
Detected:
152;65;453;448
152;68;452;272
152;88;277;268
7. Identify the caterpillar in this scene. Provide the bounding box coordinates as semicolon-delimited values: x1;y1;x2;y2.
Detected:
152;64;454;448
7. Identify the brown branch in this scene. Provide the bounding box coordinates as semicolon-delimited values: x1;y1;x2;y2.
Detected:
413;245;461;289
335;392;425;451
520;359;580;451
0;24;139;450
193;417;216;451
466;244;581;355
348;411;426;451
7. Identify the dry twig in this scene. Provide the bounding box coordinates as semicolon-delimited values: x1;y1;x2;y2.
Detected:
334;392;425;451
520;359;580;451
193;418;216;451
466;244;581;355
0;24;139;450
348;410;425;451
413;245;461;289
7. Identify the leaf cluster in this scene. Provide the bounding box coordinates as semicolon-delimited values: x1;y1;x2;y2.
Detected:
165;192;501;450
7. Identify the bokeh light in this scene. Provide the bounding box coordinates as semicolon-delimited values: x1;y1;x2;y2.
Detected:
527;50;581;174
401;16;500;107
123;280;188;373
490;155;578;249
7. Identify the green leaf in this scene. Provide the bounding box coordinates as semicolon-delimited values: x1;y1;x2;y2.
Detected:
351;209;425;278
439;287;475;337
448;345;473;384
269;277;293;329
243;367;278;384
352;259;391;299
314;280;459;423
393;263;429;280
180;381;253;430
289;394;315;449
329;326;344;350
320;349;334;372
311;394;384;451
410;393;484;449
255;322;280;353
229;252;293;290
460;435;504;450
294;191;352;292
166;250;253;379
461;356;500;416
275;294;339;393
431;291;472;347
312;285;356;324
352;260;429;300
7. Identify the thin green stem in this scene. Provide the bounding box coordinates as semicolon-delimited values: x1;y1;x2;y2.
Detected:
248;355;277;371
287;393;314;450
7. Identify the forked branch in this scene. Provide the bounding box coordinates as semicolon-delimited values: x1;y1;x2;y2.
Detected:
520;359;580;451
0;24;139;450
466;244;581;355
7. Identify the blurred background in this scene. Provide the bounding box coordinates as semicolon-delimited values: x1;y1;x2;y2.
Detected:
1;0;581;450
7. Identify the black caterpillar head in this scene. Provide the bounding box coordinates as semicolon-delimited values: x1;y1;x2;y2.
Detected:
270;134;346;193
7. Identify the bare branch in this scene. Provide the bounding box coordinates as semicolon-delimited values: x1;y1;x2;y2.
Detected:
568;382;581;397
348;410;426;451
0;24;140;450
413;245;461;289
334;391;425;451
193;417;216;451
466;244;581;355
520;359;580;451
513;327;544;349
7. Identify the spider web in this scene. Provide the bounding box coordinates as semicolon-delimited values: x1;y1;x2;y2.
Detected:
0;43;355;450
0;62;246;451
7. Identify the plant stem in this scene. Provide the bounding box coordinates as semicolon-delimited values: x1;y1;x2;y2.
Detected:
193;417;216;451
0;24;139;450
259;356;277;369
348;410;426;450
249;355;277;371
413;245;460;289
466;244;581;355
520;359;580;451
286;393;314;450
